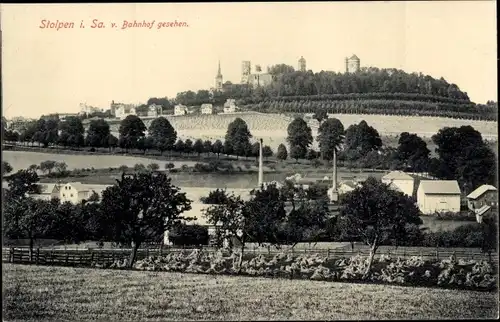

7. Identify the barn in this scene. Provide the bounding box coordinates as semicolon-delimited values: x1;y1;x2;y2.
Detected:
417;180;461;214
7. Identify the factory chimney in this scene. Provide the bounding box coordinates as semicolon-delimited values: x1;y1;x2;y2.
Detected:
258;138;264;187
328;147;339;202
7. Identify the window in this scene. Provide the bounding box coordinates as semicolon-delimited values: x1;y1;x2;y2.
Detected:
63;194;65;197
71;194;74;197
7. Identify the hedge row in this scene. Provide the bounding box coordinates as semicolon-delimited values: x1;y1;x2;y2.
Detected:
93;250;497;291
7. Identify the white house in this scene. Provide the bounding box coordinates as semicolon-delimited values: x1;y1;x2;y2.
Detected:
115;105;137;120
417;180;461;214
201;103;214;115
174;104;188;116
59;182;112;204
338;180;361;195
58;113;79;121
382;171;415;196
223;99;237;113
147;104;162;117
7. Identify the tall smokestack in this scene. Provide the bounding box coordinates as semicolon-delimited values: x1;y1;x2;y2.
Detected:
258;138;264;187
332;148;337;190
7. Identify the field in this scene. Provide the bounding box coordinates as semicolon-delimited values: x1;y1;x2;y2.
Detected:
3;264;498;320
96;112;498;152
2;150;198;173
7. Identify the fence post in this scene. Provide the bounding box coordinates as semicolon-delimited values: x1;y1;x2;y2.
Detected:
436;247;439;261
65;252;69;265
36;248;40;265
90;251;94;265
327;249;330;259
9;247;14;263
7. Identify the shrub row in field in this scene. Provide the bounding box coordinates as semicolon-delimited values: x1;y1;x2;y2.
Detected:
93;250;497;291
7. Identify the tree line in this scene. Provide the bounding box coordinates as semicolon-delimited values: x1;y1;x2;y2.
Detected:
283;111;497;194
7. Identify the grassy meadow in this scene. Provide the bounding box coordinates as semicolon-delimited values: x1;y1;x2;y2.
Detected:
3;264;498;321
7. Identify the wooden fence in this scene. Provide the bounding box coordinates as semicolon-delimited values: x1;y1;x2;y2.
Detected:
2;246;497;267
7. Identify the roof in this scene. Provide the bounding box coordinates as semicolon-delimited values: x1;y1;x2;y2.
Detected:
66;182;88;191
388;182;403;193
38;183;61;194
382;171;414;181
467;185;497;200
348;54;360;60
419;180;461;195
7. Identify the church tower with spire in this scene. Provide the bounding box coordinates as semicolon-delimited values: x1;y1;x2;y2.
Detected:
215;60;223;92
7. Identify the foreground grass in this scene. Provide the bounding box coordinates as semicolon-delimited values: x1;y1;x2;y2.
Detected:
3;264;498;321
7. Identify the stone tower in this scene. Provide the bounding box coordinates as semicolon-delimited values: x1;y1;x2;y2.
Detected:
241;61;251;84
215;60;223;91
346;54;360;73
298;56;306;72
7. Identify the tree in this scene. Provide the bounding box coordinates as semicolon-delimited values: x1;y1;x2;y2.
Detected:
204;195;244;258
105;134;119;152
251;142;260;161
267;64;295;75
148;117;177;155
137;136;154;154
147;163;160;172
85;118;110;148
133;163;147;173
262;145;273;159
200;188;229;204
2;161;13;176
203;140;213;156
59;116;84;148
313;109;328;125
317;118;345;160
277;144;288;161
3;197;57;260
55;162;68;174
6;169;41;198
431;126;496;193
168;223;209;246
339;177;422;278
99;172;193;268
39;160;57;174
212;140;223;158
287;117;313;161
225;118;252;159
193;139;204;157
174;139;185;155
344;120;382;156
184;139;193;154
223;140;233;156
118;115;146;152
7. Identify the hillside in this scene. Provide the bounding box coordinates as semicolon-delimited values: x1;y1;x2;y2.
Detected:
100;112;497;152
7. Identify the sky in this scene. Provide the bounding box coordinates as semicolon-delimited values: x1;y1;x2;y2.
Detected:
1;2;497;119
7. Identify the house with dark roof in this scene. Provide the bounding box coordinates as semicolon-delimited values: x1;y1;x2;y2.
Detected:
417;180;461;214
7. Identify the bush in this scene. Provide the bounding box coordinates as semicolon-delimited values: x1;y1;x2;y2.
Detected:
122;251;497;291
168;224;209;246
193;163;216;173
200;188;229;204
165;163;175;170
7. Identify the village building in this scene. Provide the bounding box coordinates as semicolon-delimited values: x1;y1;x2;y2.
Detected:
115;105;137;120
58;113;80;121
382;171;415;196
79;103;102;115
466;184;497;223
147;104;162;117
417;180;461;214
29;183;62;201
174;104;188;116
59;182;111;204
223;99;238;113
466;184;498;210
201;103;214;115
